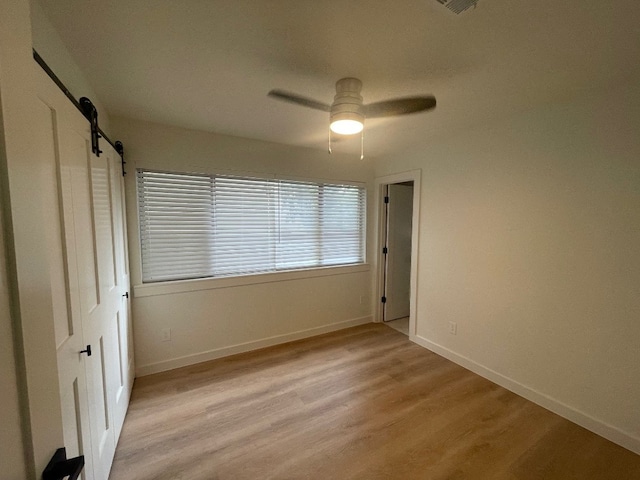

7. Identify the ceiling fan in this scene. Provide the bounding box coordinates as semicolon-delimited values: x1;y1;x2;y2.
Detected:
268;77;436;158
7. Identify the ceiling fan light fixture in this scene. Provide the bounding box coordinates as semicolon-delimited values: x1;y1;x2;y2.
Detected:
330;119;364;135
330;112;364;135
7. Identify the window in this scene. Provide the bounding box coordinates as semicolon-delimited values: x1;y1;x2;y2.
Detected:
137;169;366;283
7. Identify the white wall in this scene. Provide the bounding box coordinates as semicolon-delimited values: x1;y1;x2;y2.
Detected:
373;82;640;453
110;117;375;375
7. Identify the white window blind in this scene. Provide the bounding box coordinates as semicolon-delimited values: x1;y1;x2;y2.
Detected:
137;170;366;282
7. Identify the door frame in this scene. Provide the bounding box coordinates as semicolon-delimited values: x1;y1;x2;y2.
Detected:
374;170;421;338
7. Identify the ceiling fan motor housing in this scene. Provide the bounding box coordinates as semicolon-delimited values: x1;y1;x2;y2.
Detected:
330;77;365;129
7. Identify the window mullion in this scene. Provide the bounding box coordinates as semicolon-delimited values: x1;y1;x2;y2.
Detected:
209;175;216;276
317;185;324;265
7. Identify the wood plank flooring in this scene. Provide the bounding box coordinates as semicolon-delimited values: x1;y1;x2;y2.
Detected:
109;324;640;480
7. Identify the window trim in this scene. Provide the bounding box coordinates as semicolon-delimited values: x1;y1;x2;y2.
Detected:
133;262;370;298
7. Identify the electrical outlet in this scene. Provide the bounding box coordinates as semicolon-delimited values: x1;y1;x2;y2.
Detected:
448;321;457;335
161;328;171;342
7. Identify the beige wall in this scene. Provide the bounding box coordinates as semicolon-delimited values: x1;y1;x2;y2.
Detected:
110;117;375;375
373;83;640;453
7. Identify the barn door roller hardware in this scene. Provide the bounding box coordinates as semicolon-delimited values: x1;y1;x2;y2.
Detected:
80;97;102;157
43;447;84;480
115;140;126;176
32;50;126;166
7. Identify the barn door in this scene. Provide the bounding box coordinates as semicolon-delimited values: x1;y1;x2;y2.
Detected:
102;146;132;441
35;68;96;480
35;65;131;480
114;155;133;439
80;142;119;479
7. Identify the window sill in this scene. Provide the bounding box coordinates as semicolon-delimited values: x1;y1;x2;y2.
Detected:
133;263;371;298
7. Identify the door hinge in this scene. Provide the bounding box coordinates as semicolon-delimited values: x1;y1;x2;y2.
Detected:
384;196;389;204
382;247;388;254
381;296;387;303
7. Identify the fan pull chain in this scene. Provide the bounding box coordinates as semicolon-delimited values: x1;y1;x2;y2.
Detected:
327;125;365;159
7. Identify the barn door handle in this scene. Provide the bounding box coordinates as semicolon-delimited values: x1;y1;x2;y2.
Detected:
122;292;129;298
43;447;84;480
80;345;92;356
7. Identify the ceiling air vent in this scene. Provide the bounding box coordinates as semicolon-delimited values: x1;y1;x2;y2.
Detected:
436;0;479;14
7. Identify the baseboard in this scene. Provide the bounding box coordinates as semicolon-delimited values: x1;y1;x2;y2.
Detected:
411;334;640;455
136;316;373;377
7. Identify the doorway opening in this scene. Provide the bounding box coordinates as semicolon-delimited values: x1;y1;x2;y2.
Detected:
376;171;420;338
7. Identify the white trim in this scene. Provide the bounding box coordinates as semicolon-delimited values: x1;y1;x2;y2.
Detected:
136;316;373;376
374;170;421;339
411;334;640;455
134;263;370;297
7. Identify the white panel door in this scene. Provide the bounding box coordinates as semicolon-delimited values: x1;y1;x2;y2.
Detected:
34;74;96;480
36;66;131;480
115;157;133;439
56;109;116;480
114;158;133;388
384;183;413;321
103;147;132;441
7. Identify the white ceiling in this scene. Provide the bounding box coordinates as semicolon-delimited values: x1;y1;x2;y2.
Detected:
38;0;640;157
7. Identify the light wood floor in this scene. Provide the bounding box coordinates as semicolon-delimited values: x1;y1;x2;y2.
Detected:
109;324;640;480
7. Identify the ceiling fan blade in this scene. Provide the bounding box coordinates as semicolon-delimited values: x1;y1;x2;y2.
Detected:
268;90;331;112
363;96;436;118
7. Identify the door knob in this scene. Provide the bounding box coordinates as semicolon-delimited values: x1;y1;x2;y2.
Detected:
80;345;92;356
